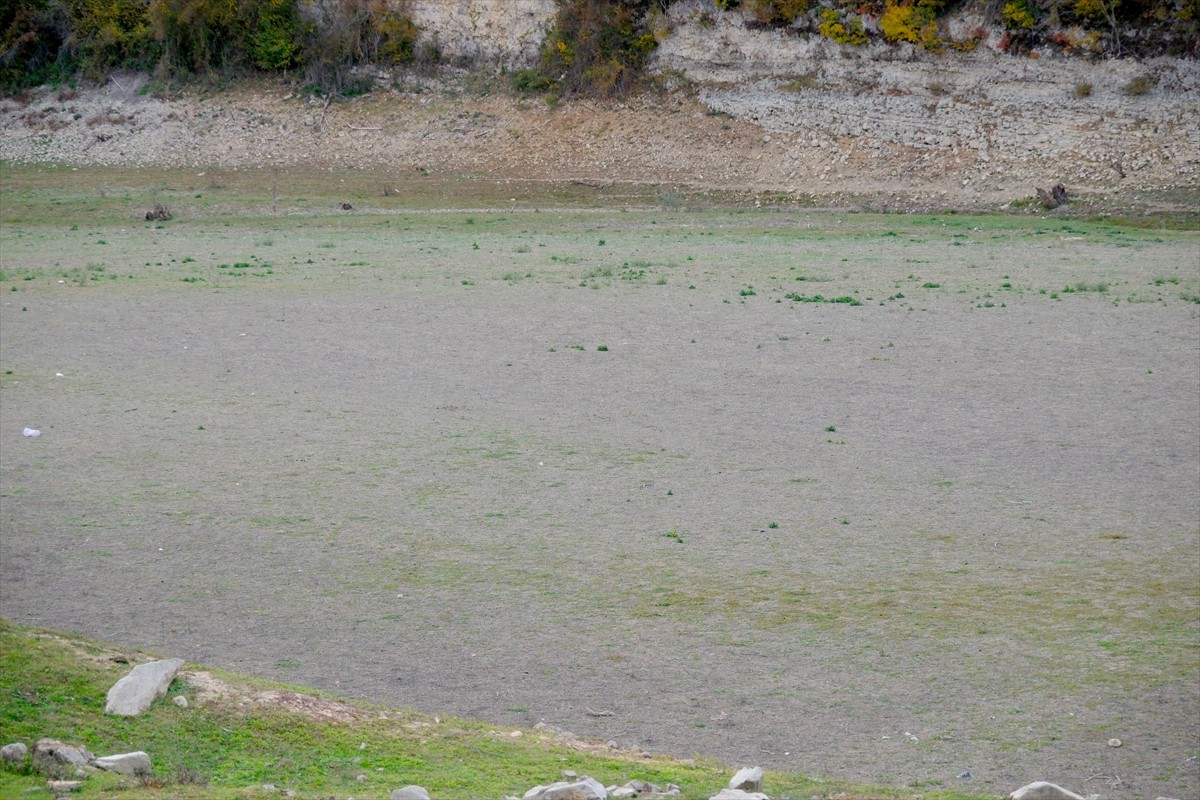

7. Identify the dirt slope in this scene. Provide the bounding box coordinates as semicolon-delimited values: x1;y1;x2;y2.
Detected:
1;47;1196;217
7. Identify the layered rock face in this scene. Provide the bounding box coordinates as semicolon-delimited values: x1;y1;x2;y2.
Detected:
406;0;556;67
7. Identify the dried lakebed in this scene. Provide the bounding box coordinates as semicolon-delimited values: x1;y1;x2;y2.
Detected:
1;175;1197;799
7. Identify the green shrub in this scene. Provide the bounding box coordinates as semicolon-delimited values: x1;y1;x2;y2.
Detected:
530;0;661;97
66;0;158;77
0;2;76;91
748;0;810;25
817;8;868;44
1123;74;1155;94
880;0;942;48
1;0;421;94
1001;0;1037;29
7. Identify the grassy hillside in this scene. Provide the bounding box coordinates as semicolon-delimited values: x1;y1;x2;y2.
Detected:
0;620;993;799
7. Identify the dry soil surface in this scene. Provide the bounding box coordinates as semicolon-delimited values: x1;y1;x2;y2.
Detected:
1;180;1197;799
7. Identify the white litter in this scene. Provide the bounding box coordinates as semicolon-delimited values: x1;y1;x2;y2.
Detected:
23;428;41;437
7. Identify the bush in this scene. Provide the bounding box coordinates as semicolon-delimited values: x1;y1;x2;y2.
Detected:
1001;0;1037;29
299;0;423;91
66;0;158;77
0;2;75;91
748;0;810;24
1;0;423;94
1123;74;1155;94
817;8;868;44
530;0;661;97
880;0;941;47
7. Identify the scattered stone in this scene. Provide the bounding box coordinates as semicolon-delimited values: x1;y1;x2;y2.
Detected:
1007;781;1087;800
33;739;95;771
341;202;353;210
1108;738;1122;747
609;779;671;797
105;657;186;716
173;695;189;707
729;766;763;792
94;751;152;776
957;770;973;779
0;742;28;763
709;790;769;800
391;786;432;800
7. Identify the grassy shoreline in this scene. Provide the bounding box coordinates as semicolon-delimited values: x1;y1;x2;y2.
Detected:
0;620;992;800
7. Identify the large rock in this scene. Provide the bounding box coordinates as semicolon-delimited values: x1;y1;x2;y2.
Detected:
729;766;763;793
1007;782;1087;800
528;777;608;800
391;786;432;800
94;751;152;776
710;791;769;800
0;742;28;764
33;739;94;770
105;658;185;716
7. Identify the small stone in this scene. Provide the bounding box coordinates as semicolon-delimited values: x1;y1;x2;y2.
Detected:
173;695;189;707
390;786;432;800
729;766;764;792
0;742;28;763
561;770;577;779
1107;738;1122;747
957;770;973;779
1007;781;1087;800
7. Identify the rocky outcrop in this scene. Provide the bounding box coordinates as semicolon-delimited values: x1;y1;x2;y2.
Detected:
407;0;555;68
656;0;1199;193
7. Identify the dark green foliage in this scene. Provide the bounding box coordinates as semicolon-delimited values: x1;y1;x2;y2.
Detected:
299;0;421;93
0;0;423;94
0;1;75;90
524;0;664;97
